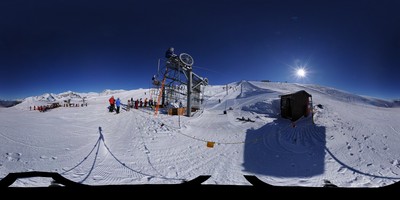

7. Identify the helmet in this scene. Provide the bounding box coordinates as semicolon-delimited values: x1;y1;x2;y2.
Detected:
169;47;174;51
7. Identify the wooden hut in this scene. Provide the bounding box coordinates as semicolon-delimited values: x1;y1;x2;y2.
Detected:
280;90;312;122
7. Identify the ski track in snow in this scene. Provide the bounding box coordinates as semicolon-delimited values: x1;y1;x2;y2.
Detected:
390;125;400;135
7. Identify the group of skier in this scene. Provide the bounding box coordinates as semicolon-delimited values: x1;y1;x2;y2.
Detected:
108;96;156;114
108;96;121;114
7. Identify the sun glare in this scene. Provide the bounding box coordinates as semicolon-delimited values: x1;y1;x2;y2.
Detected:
288;59;311;82
296;68;306;78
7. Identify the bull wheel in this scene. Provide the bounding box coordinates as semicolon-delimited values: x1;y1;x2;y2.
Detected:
179;53;194;67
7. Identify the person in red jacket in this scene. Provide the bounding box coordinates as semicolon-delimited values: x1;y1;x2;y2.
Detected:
135;99;139;109
109;96;115;112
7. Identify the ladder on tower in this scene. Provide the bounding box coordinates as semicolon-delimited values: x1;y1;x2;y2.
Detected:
154;69;168;116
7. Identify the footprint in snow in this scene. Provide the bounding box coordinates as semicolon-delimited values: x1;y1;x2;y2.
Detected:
337;166;347;173
6;152;22;161
390;160;400;167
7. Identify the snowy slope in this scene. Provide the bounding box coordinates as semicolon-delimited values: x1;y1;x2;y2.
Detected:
0;81;399;187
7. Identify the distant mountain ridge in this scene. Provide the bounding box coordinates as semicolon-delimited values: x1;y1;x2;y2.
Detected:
0;100;22;108
100;89;127;96
23;89;126;103
26;92;84;103
5;82;400;108
297;84;400;108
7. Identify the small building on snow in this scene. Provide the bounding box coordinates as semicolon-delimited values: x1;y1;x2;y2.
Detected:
280;90;312;122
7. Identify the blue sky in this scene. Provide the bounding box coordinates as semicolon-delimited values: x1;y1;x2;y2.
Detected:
0;0;399;100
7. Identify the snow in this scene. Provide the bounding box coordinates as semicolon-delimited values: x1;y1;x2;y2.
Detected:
1;81;399;187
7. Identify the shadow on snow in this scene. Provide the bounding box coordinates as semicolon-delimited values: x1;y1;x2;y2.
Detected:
242;117;326;178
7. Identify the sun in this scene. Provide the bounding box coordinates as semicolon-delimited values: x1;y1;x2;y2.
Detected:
288;59;311;82
296;68;306;78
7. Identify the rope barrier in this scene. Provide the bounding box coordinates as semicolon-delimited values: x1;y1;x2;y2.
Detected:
61;126;186;183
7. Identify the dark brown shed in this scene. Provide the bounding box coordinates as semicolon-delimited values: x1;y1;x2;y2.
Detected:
280;90;312;122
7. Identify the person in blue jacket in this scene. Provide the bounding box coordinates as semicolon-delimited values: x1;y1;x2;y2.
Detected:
116;98;121;114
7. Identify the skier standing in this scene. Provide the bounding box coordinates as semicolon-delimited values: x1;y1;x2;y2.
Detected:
109;96;115;112
116;98;121;114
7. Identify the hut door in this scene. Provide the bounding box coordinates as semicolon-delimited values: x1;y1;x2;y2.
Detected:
281;97;292;119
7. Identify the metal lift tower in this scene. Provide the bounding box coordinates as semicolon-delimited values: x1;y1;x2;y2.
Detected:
152;49;208;117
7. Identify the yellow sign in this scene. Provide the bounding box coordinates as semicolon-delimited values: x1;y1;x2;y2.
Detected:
206;141;215;148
